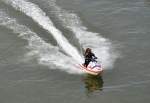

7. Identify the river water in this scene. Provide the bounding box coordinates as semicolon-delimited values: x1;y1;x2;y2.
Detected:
0;0;150;103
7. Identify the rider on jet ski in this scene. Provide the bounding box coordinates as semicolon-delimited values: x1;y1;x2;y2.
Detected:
83;48;97;67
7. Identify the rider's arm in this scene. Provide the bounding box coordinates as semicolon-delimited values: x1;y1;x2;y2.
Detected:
92;53;97;59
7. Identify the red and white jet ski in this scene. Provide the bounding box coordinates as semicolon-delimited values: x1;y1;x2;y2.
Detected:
79;61;103;76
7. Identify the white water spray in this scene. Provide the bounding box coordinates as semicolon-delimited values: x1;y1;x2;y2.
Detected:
3;0;83;63
46;0;119;69
0;10;84;74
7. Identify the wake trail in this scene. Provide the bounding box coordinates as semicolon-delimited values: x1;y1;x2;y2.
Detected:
3;0;83;63
0;10;83;74
46;0;120;69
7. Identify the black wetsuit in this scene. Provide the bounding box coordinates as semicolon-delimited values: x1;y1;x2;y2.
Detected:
84;52;97;67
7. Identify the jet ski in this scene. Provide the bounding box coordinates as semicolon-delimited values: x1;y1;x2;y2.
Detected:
79;60;103;76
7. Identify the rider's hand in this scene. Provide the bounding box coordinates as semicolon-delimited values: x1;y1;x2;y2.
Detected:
94;57;98;59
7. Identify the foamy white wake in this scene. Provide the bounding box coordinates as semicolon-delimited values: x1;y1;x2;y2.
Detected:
46;0;119;69
3;0;83;63
2;0;120;71
0;10;83;74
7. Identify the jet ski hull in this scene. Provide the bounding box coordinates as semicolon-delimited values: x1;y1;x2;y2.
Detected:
79;64;103;76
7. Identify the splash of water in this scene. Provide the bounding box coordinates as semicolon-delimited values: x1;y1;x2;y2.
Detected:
3;0;83;63
0;10;84;74
46;0;119;69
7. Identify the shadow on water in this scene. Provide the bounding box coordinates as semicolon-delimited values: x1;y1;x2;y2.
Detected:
83;74;104;94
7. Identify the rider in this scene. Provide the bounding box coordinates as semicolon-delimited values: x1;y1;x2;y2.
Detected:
83;48;97;67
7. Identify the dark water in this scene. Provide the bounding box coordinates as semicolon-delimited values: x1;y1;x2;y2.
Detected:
0;0;150;103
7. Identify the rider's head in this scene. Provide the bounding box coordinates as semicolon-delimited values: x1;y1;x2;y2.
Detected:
85;48;92;53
